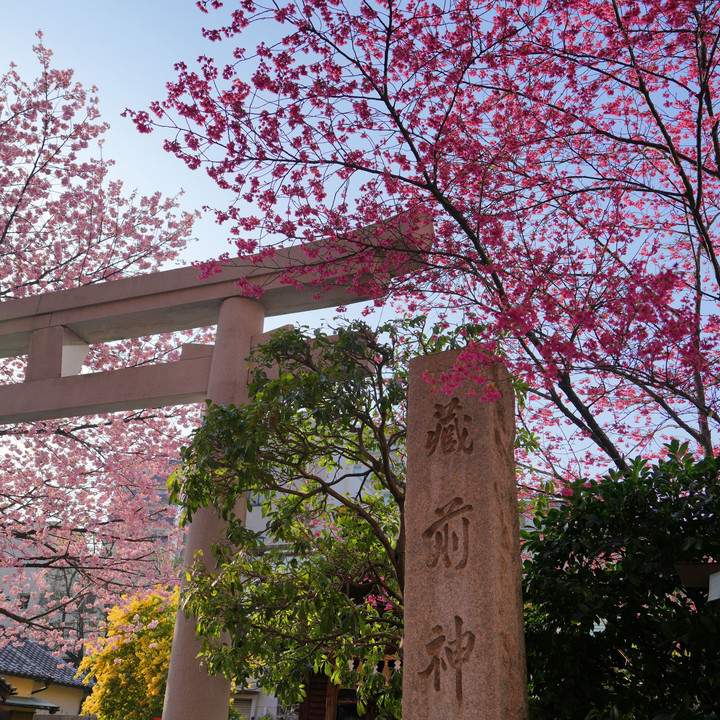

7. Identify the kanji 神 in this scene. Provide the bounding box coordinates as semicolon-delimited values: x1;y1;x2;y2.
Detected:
418;615;476;702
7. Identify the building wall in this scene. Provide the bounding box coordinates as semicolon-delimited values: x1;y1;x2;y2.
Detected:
234;687;279;718
1;674;86;715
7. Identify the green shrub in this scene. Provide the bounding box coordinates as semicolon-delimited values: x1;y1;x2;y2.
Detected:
523;442;720;719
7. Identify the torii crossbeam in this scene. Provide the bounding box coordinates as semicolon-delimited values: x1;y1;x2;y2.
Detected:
0;218;430;720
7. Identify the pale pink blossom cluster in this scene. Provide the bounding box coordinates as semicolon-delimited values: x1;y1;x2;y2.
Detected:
0;38;208;652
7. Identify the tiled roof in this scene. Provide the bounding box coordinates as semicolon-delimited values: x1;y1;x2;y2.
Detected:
0;639;88;689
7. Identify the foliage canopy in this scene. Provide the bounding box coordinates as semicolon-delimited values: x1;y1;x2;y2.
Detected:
524;443;720;720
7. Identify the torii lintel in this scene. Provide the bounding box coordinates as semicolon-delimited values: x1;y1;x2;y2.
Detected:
0;217;430;424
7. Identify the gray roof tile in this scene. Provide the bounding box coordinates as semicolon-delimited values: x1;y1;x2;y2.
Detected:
0;639;88;689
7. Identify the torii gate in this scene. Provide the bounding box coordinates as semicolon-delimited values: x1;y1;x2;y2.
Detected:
0;220;429;720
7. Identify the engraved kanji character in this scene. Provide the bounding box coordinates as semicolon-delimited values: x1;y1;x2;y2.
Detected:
422;497;474;569
425;397;474;456
418;624;447;691
418;615;476;702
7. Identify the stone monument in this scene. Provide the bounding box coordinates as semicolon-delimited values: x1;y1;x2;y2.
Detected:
403;350;528;719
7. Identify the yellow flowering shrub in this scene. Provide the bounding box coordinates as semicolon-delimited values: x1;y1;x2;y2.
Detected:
78;587;178;720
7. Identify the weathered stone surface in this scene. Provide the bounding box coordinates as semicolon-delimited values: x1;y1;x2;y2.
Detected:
24;326;89;381
403;351;528;720
163;297;264;720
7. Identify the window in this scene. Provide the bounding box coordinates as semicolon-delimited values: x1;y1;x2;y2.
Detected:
233;696;254;718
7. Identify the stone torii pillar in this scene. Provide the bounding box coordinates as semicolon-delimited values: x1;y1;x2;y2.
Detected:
163;296;265;720
0;220;429;720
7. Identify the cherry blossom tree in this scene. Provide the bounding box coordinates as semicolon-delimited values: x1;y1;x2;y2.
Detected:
132;0;720;492
0;38;202;655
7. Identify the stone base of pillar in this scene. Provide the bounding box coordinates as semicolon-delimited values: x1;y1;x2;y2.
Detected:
162;611;232;720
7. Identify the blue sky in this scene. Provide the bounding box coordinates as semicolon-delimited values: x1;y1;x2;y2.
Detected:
0;0;238;264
